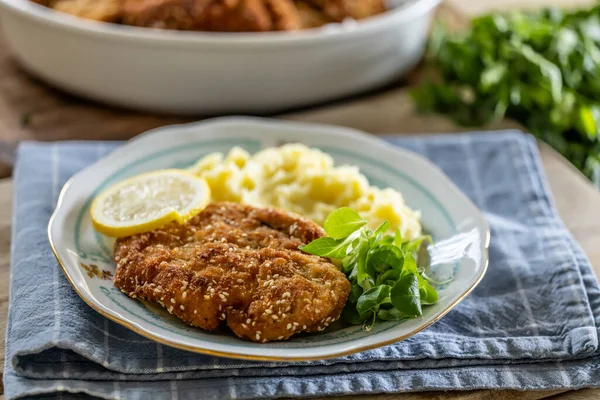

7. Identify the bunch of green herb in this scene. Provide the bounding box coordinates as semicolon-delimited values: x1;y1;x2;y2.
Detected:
299;208;437;330
411;5;600;187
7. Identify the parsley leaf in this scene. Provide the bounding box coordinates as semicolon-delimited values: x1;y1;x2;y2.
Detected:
412;5;600;187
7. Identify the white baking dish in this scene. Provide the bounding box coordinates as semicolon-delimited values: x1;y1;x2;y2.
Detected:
0;0;440;114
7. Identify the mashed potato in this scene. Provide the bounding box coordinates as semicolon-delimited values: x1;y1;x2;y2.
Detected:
188;144;422;239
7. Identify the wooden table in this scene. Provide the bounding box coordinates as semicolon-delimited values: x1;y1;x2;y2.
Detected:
0;1;599;399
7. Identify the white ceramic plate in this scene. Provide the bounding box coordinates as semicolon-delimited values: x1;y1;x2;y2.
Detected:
0;0;439;114
48;117;489;361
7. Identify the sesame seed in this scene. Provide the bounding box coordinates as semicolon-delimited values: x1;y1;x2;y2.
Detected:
303;325;307;330
265;309;272;314
278;336;284;340
252;322;256;326
256;333;261;340
204;295;210;299
219;294;226;300
266;275;271;279
242;323;248;329
221;313;226;320
262;339;268;343
170;298;176;304
271;315;278;320
180;305;185;310
222;292;229;296
194;310;197;314
237;279;244;284
168;306;174;313
326;317;332;322
246;318;251;324
286;323;292;330
182;292;187;298
293;322;299;327
282;292;291;298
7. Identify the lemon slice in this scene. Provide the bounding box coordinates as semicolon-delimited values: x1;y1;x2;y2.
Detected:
91;169;211;237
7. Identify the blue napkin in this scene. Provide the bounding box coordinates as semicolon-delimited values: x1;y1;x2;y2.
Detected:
5;132;600;400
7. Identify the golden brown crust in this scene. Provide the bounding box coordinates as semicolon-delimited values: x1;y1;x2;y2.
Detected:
198;0;274;32
121;0;211;30
38;0;121;22
113;202;350;342
304;0;387;22
295;2;332;29
264;0;303;31
121;0;302;32
34;0;387;31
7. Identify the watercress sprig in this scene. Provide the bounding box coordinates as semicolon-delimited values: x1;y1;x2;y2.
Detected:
299;207;437;331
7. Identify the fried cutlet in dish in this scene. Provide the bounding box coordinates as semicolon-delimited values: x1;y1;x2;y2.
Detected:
121;0;211;30
305;0;387;21
114;202;350;342
33;0;121;22
295;1;332;29
121;0;302;32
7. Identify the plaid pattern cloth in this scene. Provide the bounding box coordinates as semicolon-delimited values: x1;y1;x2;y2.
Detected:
4;132;600;399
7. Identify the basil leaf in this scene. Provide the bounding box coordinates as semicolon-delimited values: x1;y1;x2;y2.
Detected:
390;274;422;317
299;236;350;259
323;207;367;239
356;285;391;315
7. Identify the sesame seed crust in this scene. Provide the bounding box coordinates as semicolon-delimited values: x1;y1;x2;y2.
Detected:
113;202;350;342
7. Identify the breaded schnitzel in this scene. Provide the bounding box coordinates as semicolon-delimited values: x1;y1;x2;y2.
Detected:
32;0;387;31
114;202;350;342
121;0;303;32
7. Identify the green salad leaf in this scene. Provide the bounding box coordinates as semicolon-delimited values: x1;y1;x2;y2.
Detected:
412;5;600;187
300;208;439;330
323;207;367;239
390;275;422;317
